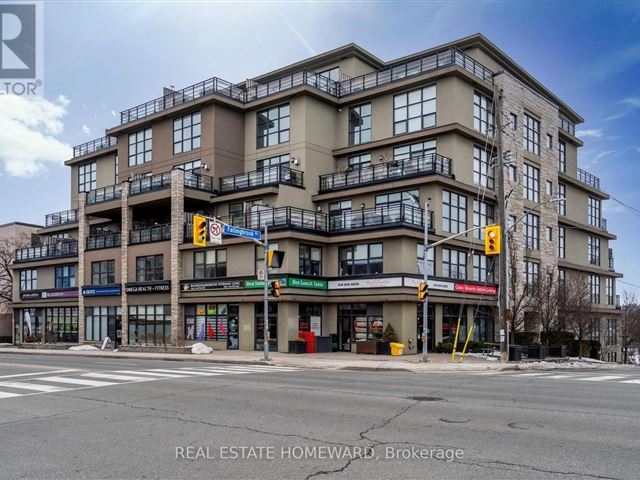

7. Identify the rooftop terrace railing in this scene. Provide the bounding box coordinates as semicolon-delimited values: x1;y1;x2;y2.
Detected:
86;184;122;205
73;136;117;158
129;172;172;195
577;167;600;190
45;209;78;227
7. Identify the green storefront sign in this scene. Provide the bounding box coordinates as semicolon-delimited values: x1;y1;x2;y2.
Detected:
244;277;327;290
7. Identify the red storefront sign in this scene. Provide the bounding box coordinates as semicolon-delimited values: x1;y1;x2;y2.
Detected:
453;283;497;295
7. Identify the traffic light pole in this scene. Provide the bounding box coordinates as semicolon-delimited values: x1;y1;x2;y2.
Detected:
263;223;270;361
422;199;430;363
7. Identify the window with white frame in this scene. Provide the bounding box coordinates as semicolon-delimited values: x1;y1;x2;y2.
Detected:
523;113;540;154
589;274;600;304
473;92;494;136
19;269;37;291
256;154;289;170
606;278;614;305
417;243;435;276
588;197;601;227
473;200;494;240
473;254;494;283
393;140;437;163
473;146;494;189
174;159;202;174
588;236;601;265
393;85;436;135
128;128;152;166
442;190;467;234
558;139;566;173
524;212;539;250
523;163;540;202
257;104;290;148
348;103;372;145
558;226;566;258
442;248;467;280
558;183;566;215
78;162;96;192
348;153;371;167
173;111;201;154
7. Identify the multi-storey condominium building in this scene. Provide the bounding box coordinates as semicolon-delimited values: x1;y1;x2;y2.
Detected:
10;34;623;358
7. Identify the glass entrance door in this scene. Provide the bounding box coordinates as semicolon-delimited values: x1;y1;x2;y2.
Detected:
417;303;435;352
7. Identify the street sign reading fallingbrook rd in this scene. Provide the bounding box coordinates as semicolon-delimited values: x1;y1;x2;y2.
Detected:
222;224;261;240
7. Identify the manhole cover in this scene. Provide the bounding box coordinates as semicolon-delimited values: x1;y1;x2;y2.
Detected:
407;396;442;402
440;418;469;424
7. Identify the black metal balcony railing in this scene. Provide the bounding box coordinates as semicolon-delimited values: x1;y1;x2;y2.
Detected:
15;240;78;263
219;166;304;193
183;172;215;192
129;172;172;196
319;154;452;192
558;115;576;137
130;224;171;244
329;204;430;231
73;136;117;158
577;168;600;190
120;48;492;125
86;184;122;205
45;209;78;227
86;232;121;250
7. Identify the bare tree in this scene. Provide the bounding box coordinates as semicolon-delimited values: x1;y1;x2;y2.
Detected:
531;266;560;347
559;271;593;359
506;231;533;344
0;235;30;311
620;291;640;363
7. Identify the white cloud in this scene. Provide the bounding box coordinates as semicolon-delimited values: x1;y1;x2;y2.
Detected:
576;128;603;138
592;150;619;165
111;110;117;117
82;124;91;135
605;95;640;121
0;95;71;176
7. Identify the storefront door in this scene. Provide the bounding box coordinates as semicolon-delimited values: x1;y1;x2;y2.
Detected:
255;303;277;351
417;303;436;352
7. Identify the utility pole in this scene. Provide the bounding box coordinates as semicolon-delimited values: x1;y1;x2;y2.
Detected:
494;84;509;363
422;199;430;363
263;223;270;361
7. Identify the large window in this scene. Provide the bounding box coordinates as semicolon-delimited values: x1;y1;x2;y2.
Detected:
606;318;617;345
299;244;322;276
523;163;540;202
523;113;540;154
442;190;467;234
194;250;227;278
19;269;37;291
91;260;115;285
473;200;494;240
348;103;371;145
54;265;76;289
174;159;202;174
46;307;78;343
185;304;239;344
473;146;494;189
558;139;566;173
589;274;600;304
524;212;540;250
375;189;419;207
135;255;164;282
393;139;436;162
606;278;614;306
558;183;566;216
558;226;566;259
255;242;279;275
473;92;494;136
85;306;120;342
524;261;540;292
588;197;601;227
417;243;435;276
339;243;383;276
78;162;96;192
473;254;494;283
257;104;290;148
128;128;152;166
257;154;289;170
588;236;601;265
348;153;371;168
173;111;201;154
442;248;467;280
393;85;436;135
128;305;171;345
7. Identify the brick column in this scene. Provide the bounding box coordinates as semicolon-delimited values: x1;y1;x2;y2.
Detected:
77;193;88;344
170;169;185;346
120;182;130;345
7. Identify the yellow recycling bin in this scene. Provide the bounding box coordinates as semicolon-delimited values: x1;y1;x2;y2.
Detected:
390;342;405;356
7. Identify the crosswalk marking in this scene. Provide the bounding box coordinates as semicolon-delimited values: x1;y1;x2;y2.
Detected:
150;369;221;376
577;375;628;382
0;369;78;380
112;370;191;378
82;373;155;382
514;373;548;377
0;391;22;399
0;381;69;393
620;379;640;384
37;376;118;387
544;374;579;379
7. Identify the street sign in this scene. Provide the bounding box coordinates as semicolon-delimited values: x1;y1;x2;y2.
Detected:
223;224;261;240
209;221;222;245
257;268;265;280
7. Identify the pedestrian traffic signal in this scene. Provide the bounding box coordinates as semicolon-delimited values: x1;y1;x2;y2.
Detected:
484;225;501;255
270;280;281;298
267;249;285;268
418;282;428;300
193;214;208;247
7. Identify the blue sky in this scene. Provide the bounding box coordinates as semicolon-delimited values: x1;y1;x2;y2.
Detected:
1;1;639;295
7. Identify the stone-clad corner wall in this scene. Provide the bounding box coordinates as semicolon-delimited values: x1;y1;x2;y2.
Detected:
170;169;185;346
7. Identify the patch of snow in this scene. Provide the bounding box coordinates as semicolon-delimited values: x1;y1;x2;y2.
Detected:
191;342;213;355
68;345;99;351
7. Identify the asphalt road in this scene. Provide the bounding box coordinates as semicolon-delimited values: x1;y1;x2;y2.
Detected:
0;354;639;480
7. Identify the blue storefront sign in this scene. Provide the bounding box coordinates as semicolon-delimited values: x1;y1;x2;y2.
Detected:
82;285;121;297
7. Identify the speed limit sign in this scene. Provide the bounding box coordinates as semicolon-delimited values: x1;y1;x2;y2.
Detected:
209;221;222;245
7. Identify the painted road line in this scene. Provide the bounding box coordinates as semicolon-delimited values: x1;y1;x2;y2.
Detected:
210;365;299;372
150;369;220;376
512;373;549;377
0;391;22;399
543;374;581;379
577;375;628;382
0;369;78;380
82;373;154;382
0;381;70;393
619;379;640;384
197;367;254;374
37;376;118;387
112;371;192;378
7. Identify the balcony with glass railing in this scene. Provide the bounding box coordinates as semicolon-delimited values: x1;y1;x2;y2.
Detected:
45;209;78;227
219;166;304;193
129;172;172;196
558;115;576;137
86;185;122;205
15;240;78;263
319;154;452;193
129;224;171;244
73;136;117;158
577;168;600;190
86;232;121;250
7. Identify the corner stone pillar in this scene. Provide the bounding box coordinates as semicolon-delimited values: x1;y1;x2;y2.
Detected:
77;192;88;344
121;182;130;345
170;169;185;346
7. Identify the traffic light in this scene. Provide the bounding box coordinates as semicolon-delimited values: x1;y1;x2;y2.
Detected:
484;225;501;255
270;280;281;298
193;214;207;247
418;282;428;300
267;249;285;268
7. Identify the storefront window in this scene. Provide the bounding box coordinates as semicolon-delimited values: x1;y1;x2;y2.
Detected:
472;306;493;342
417;303;435;352
337;303;383;351
442;304;466;344
255;303;277;351
298;304;321;334
128;305;170;345
46;307;78;343
86;306;121;342
184;304;239;346
21;308;42;343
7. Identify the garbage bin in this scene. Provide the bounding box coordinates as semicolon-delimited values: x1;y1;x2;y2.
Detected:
509;345;523;361
390;342;405;356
